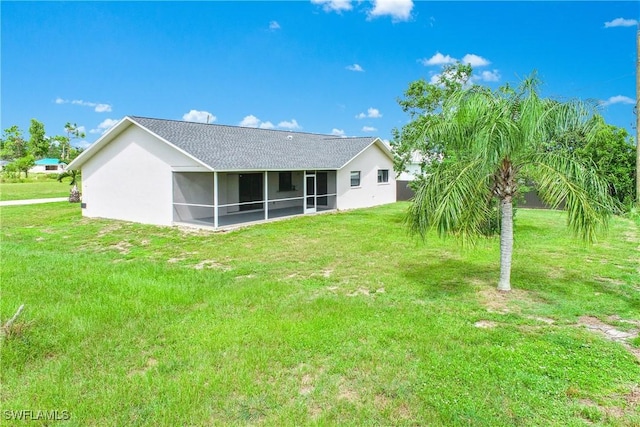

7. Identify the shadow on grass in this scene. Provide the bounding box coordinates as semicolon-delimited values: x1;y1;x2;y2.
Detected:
400;258;497;299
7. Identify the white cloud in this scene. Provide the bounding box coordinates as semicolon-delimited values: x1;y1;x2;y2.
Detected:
183;109;216;123
269;21;281;30
346;63;365;72
73;140;92;149
462;54;490;67
362;126;377;132
278;119;301;130
239;115;261;128
331;128;346;137
241;115;300;130
421;52;456;66
429;73;442;85
475;69;501;82
356;107;382;119
600;95;635;107
311;0;352;13
55;98;113;113
368;0;413;22
604;18;638;28
94;104;112;113
90;118;119;134
421;52;491;68
76;126;86;134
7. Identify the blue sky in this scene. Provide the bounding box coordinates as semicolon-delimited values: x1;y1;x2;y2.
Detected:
2;1;638;148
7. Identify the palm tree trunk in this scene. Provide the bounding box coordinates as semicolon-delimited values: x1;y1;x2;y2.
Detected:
497;198;513;291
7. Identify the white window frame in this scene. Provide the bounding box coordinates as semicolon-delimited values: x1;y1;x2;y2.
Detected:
350;171;361;187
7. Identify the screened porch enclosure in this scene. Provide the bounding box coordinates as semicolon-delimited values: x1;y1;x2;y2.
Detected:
172;171;337;227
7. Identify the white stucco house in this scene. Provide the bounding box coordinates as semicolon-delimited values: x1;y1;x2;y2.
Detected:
30;158;66;174
67;116;396;229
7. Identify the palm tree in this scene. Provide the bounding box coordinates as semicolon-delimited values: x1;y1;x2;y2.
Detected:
407;75;615;291
57;169;81;203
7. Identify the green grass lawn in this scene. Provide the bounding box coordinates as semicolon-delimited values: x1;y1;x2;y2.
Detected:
0;179;74;201
1;202;638;426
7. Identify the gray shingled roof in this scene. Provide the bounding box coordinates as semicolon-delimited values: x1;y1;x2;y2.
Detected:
129;116;380;171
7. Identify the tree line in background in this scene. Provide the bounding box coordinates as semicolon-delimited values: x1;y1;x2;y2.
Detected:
0;119;85;178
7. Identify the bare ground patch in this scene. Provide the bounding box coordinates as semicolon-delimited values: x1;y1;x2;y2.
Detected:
578;316;640;361
337;380;360;404
476;287;537;315
111;241;133;255
577;385;640;421
192;259;231;271
474;320;498;328
127;357;158;377
97;223;122;237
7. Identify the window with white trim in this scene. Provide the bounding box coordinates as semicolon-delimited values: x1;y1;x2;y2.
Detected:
377;169;389;183
350;171;361;187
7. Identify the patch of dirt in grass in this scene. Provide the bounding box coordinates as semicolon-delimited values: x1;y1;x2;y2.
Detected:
192;259;230;271
293;363;325;398
477;287;534;314
594;276;626;286
167;257;185;263
308;404;323;420
527;316;555;324
344;287;385;298
621;228;638;243
577;386;640;421
299;374;314;396
474;320;498;328
127;357;158;377
111;241;133;255
395;403;413;421
98;223;122;237
374;393;390;410
177;226;217;236
578;316;640;361
347;287;370;297
337;380;360;404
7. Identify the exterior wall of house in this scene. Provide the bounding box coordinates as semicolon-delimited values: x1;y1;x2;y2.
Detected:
30;164;65;174
336;143;396;210
82;125;202;226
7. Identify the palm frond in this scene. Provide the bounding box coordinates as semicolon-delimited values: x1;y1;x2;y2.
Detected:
523;152;615;243
406;157;495;246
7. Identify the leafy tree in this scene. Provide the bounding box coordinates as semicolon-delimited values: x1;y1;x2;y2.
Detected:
404;74;614;291
0;125;28;160
60;122;85;162
548;121;636;206
57;169;81;203
29;119;49;159
392;63;473;175
12;154;36;178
